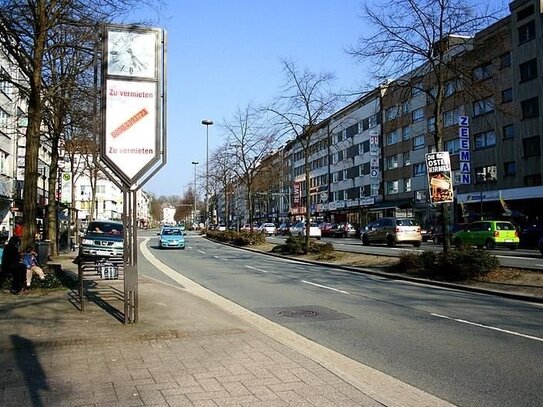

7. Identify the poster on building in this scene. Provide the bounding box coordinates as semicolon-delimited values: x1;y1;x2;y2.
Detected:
425;151;454;204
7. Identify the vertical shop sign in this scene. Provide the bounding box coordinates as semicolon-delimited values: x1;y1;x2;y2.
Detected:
458;115;471;184
425;151;454;204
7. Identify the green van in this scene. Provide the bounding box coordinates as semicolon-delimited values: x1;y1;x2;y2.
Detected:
453;220;519;250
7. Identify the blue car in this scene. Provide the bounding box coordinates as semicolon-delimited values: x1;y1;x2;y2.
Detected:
158;227;185;249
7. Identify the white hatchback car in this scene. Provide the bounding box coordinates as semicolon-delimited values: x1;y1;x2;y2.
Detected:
258;223;277;236
290;222;322;240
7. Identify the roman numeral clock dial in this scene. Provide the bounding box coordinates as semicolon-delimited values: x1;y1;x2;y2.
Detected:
107;29;157;79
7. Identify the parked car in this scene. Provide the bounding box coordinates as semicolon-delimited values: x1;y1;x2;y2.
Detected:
331;223;357;238
217;224;227;231
519;223;543;248
277;223;291;236
361;217;422;247
318;222;334;237
431;223;467;244
157;226;186;249
290;222;322;240
258;222;277;236
538;236;543;257
453;220;519;250
79;220;124;259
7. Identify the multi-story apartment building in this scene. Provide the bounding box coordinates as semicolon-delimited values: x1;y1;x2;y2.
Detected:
222;0;543;230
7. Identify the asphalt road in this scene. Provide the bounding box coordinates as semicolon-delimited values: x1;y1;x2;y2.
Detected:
141;231;543;407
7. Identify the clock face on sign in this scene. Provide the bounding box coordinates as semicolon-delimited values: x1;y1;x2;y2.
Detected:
107;29;157;79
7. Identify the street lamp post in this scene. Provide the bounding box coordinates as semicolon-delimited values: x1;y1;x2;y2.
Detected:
201;119;213;229
191;161;199;227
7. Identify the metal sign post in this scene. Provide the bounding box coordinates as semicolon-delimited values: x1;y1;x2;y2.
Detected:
99;24;167;324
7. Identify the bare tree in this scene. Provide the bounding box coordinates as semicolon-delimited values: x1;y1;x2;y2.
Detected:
208;143;236;227
348;0;505;251
223;104;279;229
267;59;340;252
0;0;163;250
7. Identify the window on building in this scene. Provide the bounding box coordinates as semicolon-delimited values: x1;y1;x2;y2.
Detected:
386;180;399;194
518;20;535;44
504;161;516;176
501;88;513;103
336;131;344;143
401;101;410;115
412;83;423;97
385;106;398;122
443;109;458;127
475;165;497;183
473;63;492;81
0;108;9;126
474;130;497;149
427;116;435;132
473;97;494;116
403;151;410;166
361;118;369;131
402;126;411;140
524;174;542;186
500;52;511;69
503;124;514;139
345;123;359;138
412;108;424;123
520;59;538;82
521;97;539;119
386;130;399;145
413;162;426;177
369;113;380;127
445;138;460;154
0;67;11;96
0;150;7;175
403;177;411;193
413;134;425;150
523;135;541;157
361;162;370;174
386;155;398;170
361;140;370;153
444;80;458;97
517;4;534;20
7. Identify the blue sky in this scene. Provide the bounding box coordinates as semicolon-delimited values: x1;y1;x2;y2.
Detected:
140;0;509;197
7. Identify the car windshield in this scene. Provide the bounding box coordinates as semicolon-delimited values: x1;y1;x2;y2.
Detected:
162;229;182;236
88;222;123;235
396;219;416;226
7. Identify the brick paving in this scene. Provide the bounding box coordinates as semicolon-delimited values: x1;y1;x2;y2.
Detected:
0;255;454;407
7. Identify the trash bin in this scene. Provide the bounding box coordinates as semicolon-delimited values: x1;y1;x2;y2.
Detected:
36;240;50;266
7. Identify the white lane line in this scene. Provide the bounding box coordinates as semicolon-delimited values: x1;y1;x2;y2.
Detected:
245;265;268;273
301;280;350;295
432;313;543;343
198;250;206;254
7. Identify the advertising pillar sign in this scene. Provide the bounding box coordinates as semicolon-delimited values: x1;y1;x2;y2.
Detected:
425;151;454;204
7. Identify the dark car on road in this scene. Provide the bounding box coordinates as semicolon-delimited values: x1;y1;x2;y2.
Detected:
519;223;543;248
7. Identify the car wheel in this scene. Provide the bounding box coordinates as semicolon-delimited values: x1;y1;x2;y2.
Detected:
413;241;421;248
485;239;496;250
386;235;395;247
362;235;370;246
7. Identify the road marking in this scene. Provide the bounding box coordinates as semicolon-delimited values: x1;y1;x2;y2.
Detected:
301;280;350;294
245;265;268;273
431;313;543;343
198;250;206;254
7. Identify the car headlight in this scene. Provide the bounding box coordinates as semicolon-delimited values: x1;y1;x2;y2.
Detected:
111;241;123;248
81;238;93;245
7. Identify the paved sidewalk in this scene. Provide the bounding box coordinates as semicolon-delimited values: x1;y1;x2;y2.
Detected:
0;254;453;407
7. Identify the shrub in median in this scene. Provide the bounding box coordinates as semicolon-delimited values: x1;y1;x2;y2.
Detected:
396;248;499;282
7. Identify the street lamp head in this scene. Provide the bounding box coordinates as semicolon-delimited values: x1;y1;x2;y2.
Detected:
201;119;214;126
191;161;199;165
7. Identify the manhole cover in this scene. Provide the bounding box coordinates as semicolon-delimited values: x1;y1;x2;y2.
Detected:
278;309;318;318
